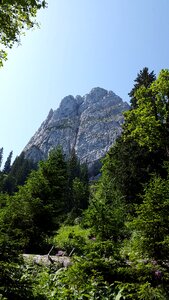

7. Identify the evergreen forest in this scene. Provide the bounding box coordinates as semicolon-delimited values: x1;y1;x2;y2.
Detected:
1;67;169;299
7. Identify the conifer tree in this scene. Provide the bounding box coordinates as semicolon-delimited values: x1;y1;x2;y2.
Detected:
3;150;13;174
129;67;156;109
0;147;3;169
128;172;169;261
85;160;126;241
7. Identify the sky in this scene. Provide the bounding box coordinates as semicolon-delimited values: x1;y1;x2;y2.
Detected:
0;0;169;162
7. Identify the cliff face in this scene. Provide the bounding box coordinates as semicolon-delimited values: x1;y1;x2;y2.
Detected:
23;87;129;171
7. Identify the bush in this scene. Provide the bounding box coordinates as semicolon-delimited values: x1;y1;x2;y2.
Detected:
53;225;91;255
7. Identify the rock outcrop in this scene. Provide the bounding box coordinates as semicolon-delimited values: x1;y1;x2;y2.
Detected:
23;87;129;172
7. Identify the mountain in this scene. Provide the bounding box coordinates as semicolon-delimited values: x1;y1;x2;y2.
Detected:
23;87;130;174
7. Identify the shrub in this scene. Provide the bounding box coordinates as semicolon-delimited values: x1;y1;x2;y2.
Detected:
53;225;91;255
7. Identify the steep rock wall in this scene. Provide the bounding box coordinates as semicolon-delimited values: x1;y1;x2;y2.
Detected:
23;87;130;170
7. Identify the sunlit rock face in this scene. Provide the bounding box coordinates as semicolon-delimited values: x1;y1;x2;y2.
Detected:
23;87;130;173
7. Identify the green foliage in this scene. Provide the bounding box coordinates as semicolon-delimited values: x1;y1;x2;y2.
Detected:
1;68;169;298
114;281;168;300
67;149;89;218
32;264;116;300
53;225;91;255
124;69;169;153
0;189;48;254
85;167;126;241
0;148;89;253
102;137;166;206
29;253;169;299
3;151;13;174
29;147;69;218
68;148;81;182
0;150;36;194
128;67;156;109
72;178;89;211
9;152;36;190
15;148;70;252
0;196;35;299
126;173;169;261
0;0;47;66
0;147;3;169
0;148;68;253
0;261;35;300
124;88;161;150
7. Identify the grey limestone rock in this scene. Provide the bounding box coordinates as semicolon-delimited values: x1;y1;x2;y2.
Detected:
23;87;130;171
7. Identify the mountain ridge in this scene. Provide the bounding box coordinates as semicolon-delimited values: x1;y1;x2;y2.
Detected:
23;87;130;173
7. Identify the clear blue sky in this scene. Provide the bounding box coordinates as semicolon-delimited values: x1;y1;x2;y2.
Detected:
0;0;169;162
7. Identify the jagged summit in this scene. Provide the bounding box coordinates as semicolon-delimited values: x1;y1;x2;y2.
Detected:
23;88;130;173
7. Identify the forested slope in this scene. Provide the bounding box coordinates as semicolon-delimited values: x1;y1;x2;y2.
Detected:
1;68;169;299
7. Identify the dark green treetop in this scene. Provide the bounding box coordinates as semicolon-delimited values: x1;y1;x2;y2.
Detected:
129;67;156;109
3;150;13;174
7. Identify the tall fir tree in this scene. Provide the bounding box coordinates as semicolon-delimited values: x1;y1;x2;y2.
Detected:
3;151;13;174
129;67;156;109
0;147;3;169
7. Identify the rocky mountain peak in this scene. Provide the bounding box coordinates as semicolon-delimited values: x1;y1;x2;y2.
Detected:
88;87;108;99
23;88;130;174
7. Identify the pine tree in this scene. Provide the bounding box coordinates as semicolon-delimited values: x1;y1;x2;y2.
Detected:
128;172;169;261
68;148;81;183
10;147;70;252
129;67;156;109
85;159;126;241
3;151;13;174
0;147;3;169
67;149;89;215
103;137;166;206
